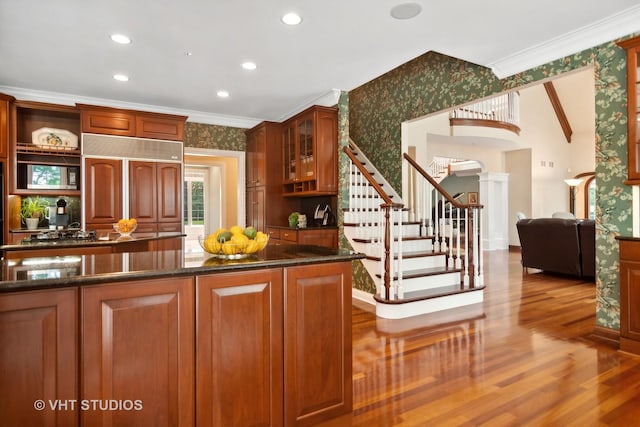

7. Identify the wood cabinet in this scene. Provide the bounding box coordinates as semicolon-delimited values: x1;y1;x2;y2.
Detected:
196;269;284;427
619;36;640;183
267;226;338;249
245;121;297;230
11;101;81;196
619;239;640;354
78;104;187;141
0;93;14;158
247;186;266;231
0;288;78;426
129;161;182;231
84;157;122;228
84;158;181;232
284;262;352;425
0;257;354;427
82;277;194;427
282;105;337;196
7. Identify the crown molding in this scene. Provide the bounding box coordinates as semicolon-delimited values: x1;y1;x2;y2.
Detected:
0;85;263;129
488;5;640;79
275;89;342;122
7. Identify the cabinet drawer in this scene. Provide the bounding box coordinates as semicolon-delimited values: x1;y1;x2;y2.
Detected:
136;114;184;141
158;222;182;232
267;227;281;240
620;240;640;261
280;229;297;242
81;109;136;136
134;223;158;233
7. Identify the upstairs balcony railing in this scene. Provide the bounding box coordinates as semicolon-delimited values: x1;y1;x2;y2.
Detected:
449;91;520;135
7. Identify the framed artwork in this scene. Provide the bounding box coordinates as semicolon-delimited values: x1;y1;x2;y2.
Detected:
468;192;478;204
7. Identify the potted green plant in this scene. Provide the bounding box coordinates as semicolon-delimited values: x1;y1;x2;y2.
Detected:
288;212;300;228
21;196;49;230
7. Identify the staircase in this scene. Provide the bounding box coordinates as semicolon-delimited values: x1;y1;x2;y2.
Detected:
343;141;485;319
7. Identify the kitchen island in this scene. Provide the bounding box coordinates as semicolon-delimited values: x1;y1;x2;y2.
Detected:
0;244;363;426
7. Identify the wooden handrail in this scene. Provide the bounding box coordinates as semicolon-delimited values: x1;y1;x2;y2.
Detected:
343;146;396;205
403;153;483;209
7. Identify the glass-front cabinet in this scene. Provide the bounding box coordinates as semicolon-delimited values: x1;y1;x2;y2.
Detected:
281;106;337;196
619;35;640;183
283;124;297;183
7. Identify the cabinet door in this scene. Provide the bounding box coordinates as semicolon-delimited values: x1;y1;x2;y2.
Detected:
157;162;182;223
313;108;338;193
129;161;158;223
246;187;265;231
0;288;78;427
80;107;136;136
620;240;640;354
246;125;266;188
0;93;12;158
284;262;352;425
82;277;194;427
135;113;185;141
196;269;283;427
297;112;315;181
619;37;640;182
84;157;122;224
283;122;297;183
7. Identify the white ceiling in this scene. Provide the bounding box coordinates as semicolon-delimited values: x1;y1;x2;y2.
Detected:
1;1;639;128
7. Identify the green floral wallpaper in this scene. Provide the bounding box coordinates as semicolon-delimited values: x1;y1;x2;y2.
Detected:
347;38;636;330
184;121;246;151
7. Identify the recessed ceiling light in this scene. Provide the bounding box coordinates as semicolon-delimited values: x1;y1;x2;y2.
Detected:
242;62;257;70
217;90;229;98
113;74;129;82
390;3;422;20
281;12;302;25
185;51;193;56
110;34;131;44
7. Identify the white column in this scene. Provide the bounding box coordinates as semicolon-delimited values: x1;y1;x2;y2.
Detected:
478;172;509;251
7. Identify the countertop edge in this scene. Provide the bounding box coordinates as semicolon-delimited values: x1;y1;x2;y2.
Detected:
0;249;365;293
1;232;185;250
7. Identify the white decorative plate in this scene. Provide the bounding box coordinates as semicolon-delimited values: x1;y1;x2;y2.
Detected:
32;127;78;148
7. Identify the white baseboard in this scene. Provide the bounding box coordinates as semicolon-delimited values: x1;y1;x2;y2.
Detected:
352;288;375;306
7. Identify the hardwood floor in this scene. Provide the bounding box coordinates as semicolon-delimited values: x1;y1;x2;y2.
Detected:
347;249;640;427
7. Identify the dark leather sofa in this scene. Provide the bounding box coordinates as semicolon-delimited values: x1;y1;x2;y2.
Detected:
516;218;595;278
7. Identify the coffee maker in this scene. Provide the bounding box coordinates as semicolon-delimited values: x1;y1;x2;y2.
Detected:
48;198;69;229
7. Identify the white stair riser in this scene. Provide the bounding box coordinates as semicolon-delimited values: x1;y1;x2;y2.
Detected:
395;272;461;293
346;223;422;239
376;290;484;319
394;255;446;270
361;240;435;255
345;209;411;224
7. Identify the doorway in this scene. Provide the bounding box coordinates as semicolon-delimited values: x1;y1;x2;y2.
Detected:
183;148;245;253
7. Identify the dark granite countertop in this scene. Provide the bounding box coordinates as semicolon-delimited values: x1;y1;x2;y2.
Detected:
1;231;185;251
0;244;365;293
616;235;640;241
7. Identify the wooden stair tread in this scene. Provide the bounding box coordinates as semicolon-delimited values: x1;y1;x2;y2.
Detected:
353;235;431;244
366;250;447;261
343;220;422;226
374;284;485;305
